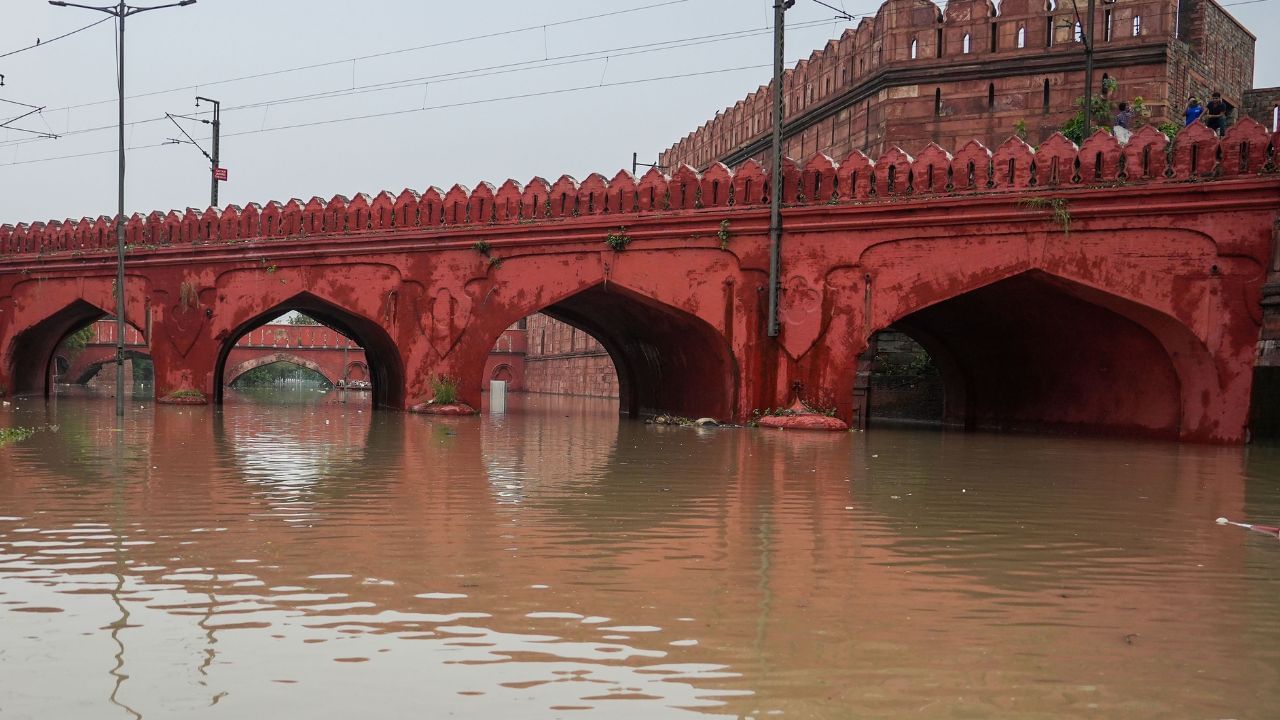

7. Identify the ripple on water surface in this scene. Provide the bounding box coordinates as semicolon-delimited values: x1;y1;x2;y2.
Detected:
1;391;1279;719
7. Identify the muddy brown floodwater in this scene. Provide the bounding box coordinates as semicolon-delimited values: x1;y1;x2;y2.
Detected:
2;388;1280;719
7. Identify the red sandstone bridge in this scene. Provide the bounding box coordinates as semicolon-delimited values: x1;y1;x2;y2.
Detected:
4;123;1280;442
56;318;527;391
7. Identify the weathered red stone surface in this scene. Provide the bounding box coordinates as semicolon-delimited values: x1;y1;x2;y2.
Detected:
3;124;1280;442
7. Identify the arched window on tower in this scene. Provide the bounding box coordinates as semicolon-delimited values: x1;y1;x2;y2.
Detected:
1043;78;1051;112
934;88;942;117
1132;15;1142;36
1017;26;1026;48
910;37;918;59
988;83;996;110
962;33;971;53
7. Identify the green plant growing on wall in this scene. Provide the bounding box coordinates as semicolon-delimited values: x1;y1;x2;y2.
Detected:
716;220;731;250
1060;80;1117;144
1013;118;1029;140
605;227;632;251
1019;197;1072;234
1156;121;1180;140
472;240;491;256
487;256;505;270
430;374;459;404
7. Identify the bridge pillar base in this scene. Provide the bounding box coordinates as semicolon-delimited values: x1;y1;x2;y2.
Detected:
157;390;209;405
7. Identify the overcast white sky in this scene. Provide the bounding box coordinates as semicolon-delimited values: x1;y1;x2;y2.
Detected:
1;0;1276;224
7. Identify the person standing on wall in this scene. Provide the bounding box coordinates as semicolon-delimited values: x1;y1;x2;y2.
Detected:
1112;101;1135;144
1204;92;1233;136
1185;96;1204;126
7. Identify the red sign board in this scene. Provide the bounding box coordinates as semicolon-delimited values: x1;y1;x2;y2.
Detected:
213;167;228;181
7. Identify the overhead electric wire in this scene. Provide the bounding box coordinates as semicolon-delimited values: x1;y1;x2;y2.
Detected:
29;0;693;115
0;18;839;149
0;16;111;60
0;63;770;168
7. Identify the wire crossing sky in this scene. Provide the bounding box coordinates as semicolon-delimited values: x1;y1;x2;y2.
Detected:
1;0;1276;223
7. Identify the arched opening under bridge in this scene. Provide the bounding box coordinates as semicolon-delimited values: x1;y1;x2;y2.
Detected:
482;283;736;420
212;294;404;409
864;271;1187;438
7;301;152;399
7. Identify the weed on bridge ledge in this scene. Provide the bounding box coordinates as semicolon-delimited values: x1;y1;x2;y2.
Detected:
605;227;632;252
1018;197;1072;235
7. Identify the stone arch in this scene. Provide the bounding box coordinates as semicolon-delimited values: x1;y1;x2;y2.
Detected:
70;349;152;385
866;268;1222;440
345;361;369;383
490;363;514;383
464;280;738;420
225;352;337;387
212;292;404;409
4;298;149;398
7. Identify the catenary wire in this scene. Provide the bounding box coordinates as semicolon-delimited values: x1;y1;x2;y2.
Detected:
0;63;769;169
0;16;111;60
0;18;838;149
27;0;693;114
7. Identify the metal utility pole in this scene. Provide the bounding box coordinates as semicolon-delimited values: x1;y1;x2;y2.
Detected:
197;96;220;207
49;0;198;418
1068;0;1097;139
767;0;794;338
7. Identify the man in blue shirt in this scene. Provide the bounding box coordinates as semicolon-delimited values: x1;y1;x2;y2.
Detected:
1185;96;1205;126
1204;92;1233;135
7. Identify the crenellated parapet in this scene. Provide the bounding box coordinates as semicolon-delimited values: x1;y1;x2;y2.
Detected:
2;121;1276;258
